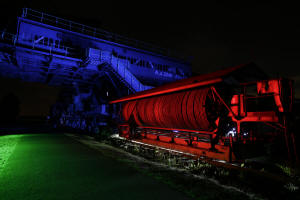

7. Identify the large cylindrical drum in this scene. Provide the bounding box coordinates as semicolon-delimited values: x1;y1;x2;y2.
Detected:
122;87;219;131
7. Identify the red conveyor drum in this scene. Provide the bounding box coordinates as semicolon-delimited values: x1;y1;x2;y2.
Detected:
122;87;220;132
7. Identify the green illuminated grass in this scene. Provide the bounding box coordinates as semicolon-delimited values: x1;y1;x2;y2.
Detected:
0;134;192;200
0;134;23;174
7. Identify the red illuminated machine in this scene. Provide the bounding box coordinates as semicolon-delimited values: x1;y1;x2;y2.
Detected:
110;63;297;162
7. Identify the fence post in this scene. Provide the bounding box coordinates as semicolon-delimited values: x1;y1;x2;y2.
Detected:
13;36;16;46
123;62;125;78
110;53;112;65
22;8;27;18
117;58;119;73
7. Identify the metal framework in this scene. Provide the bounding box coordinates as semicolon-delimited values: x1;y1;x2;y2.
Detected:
111;63;297;162
0;8;192;133
21;8;184;59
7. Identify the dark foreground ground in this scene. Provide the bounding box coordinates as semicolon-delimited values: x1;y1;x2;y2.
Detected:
0;133;256;200
0;133;194;200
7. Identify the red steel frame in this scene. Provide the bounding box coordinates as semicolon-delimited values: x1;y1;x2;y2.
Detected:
113;72;297;162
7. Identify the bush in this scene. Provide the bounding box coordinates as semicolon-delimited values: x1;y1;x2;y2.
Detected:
95;127;113;140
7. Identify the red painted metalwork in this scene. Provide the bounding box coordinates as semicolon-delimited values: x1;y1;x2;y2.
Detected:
122;87;220;132
118;124;130;138
257;79;284;112
231;94;246;117
134;138;234;161
110;78;222;103
230;111;279;123
139;126;215;134
112;64;296;162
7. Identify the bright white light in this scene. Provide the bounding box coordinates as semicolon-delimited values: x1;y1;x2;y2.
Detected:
226;127;236;137
173;130;179;133
110;134;126;140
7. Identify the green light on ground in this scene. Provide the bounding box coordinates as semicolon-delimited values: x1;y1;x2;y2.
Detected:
0;135;23;174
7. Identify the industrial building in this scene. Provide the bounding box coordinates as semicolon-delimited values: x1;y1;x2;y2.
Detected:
0;8;191;130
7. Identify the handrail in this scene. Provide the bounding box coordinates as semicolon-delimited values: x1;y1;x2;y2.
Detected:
21;8;179;58
0;31;78;57
99;50;152;92
0;31;17;45
0;30;154;92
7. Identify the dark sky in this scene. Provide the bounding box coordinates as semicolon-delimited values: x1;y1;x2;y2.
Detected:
1;1;300;96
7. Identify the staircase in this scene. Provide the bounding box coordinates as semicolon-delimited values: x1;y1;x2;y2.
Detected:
87;48;153;93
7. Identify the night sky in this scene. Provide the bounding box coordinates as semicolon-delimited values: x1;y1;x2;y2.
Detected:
1;1;300;97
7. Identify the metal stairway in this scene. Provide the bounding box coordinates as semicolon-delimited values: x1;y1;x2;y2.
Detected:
0;31;152;93
87;48;153;93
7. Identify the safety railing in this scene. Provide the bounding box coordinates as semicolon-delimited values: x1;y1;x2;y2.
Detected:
0;30;78;57
0;31;17;45
98;50;152;92
1;31;157;93
22;8;172;57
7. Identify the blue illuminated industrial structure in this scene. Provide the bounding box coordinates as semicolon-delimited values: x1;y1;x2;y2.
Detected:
0;8;191;131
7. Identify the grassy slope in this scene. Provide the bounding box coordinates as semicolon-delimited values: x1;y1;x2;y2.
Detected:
0;134;192;200
0;135;22;173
